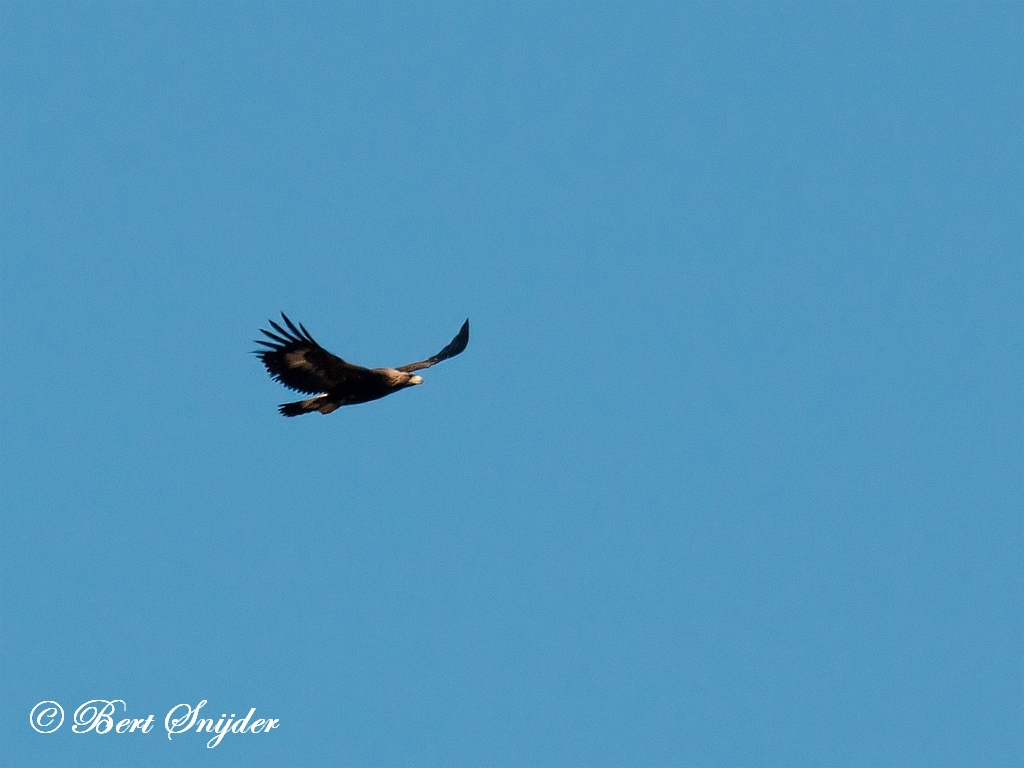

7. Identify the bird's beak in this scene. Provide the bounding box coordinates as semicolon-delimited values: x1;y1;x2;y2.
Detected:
409;375;423;385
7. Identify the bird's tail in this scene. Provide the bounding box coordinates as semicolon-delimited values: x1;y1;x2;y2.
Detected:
279;395;336;417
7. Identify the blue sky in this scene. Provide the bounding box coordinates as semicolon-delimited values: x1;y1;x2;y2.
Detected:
1;3;1021;766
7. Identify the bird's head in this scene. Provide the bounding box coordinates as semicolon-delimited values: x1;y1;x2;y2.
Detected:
381;369;424;388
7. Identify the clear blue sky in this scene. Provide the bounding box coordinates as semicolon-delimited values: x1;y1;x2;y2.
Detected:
2;3;1021;766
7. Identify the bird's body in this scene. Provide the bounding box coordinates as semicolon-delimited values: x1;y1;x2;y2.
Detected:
279;367;422;416
254;314;469;417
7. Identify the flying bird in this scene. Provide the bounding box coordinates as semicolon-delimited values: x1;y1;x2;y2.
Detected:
254;313;469;417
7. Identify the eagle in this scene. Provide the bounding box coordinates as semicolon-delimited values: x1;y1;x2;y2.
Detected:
255;313;469;417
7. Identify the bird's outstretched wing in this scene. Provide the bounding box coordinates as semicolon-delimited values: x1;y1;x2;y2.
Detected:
397;319;470;373
254;313;377;394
